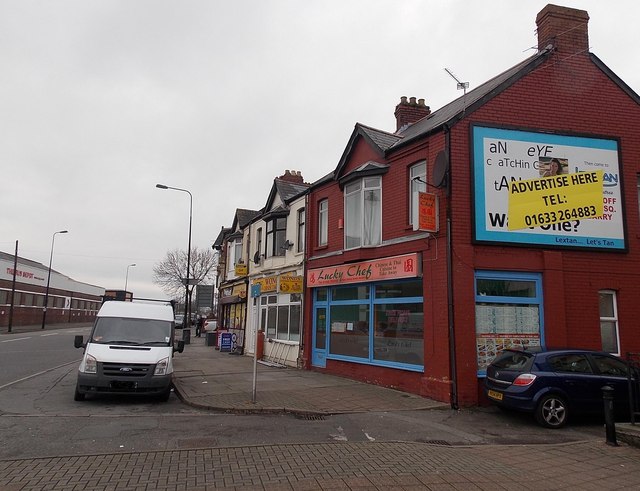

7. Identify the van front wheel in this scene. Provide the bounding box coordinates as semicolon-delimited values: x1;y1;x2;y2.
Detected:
74;385;85;402
158;387;171;402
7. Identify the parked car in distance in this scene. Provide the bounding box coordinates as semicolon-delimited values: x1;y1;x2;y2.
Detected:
174;314;185;329
203;319;217;332
485;348;637;429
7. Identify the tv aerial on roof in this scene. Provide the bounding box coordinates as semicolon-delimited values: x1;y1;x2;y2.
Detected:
444;68;469;91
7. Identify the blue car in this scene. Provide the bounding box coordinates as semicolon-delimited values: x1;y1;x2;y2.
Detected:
485;348;637;428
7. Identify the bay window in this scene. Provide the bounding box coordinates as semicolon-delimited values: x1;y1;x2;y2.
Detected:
265;217;286;258
318;200;328;246
344;176;381;249
410;162;426;227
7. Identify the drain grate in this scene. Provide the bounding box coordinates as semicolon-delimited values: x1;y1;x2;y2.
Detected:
295;413;326;421
417;439;450;446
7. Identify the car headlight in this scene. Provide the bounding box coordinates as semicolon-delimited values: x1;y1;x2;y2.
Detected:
154;357;169;376
83;354;97;374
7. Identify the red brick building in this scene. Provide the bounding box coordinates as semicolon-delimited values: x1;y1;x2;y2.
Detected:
302;5;640;407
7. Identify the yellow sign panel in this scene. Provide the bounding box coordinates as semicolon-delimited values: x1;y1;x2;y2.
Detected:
235;263;248;276
279;274;303;294
253;276;277;293
508;171;604;230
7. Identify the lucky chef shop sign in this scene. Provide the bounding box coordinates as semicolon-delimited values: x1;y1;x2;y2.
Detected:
471;125;625;250
306;253;421;287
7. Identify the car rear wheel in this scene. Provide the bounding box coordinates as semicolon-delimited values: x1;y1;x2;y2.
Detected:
535;394;568;428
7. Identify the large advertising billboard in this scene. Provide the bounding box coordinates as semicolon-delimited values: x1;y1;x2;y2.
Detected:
472;125;625;250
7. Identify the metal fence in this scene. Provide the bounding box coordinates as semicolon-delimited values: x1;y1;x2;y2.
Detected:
626;352;640;425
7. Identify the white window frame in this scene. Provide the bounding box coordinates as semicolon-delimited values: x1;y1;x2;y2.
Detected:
318;199;328;246
410;161;426;227
599;290;620;355
344;176;382;249
260;293;301;342
297;208;305;254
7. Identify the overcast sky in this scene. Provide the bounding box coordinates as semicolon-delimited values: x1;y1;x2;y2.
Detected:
2;1;638;300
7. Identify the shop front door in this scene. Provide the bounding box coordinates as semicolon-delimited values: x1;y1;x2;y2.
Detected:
312;307;327;367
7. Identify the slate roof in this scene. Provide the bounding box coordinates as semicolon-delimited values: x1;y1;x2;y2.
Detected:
235;208;261;229
359;124;402;150
275;179;310;204
391;49;553;150
212;227;231;250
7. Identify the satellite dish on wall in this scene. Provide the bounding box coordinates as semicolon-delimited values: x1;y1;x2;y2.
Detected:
432;150;449;189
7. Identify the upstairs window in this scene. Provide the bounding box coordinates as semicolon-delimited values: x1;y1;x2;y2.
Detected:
227;238;243;273
344;177;381;249
599;290;619;355
234;238;243;264
254;227;263;263
297;208;305;253
410;162;426;227
318;199;328;246
266;217;287;258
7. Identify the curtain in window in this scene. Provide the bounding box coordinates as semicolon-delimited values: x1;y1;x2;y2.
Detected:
363;188;381;246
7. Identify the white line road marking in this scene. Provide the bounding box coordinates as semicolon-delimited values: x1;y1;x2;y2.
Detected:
42;333;60;337
0;359;81;390
1;337;31;343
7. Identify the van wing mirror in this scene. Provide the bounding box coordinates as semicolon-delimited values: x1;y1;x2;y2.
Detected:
175;340;185;354
74;335;85;349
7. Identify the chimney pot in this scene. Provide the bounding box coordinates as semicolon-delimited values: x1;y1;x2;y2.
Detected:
536;4;589;56
394;95;431;132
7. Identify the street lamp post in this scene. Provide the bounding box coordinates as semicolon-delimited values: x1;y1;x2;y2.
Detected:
124;263;136;292
42;230;68;329
156;184;192;326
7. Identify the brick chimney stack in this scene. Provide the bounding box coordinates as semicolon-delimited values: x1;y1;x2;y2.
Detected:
536;4;589;56
394;96;431;132
278;170;304;184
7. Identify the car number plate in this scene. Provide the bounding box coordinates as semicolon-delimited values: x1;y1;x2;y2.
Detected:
487;390;503;401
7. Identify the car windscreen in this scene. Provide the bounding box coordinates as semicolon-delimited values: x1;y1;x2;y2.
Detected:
91;317;172;346
491;350;534;371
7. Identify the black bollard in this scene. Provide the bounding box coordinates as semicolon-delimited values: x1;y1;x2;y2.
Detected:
602;385;618;446
182;328;191;345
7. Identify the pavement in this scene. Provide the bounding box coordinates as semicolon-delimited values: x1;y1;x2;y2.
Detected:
3;322;640;490
171;330;447;415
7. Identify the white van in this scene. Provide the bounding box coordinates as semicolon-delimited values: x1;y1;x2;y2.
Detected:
73;300;184;401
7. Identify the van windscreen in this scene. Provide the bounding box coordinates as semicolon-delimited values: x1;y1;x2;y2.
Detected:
91;317;172;346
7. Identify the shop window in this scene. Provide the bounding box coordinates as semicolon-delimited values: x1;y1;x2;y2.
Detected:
320;280;424;369
410;161;426;227
344;177;381;249
34;294;44;307
260;294;301;341
373;302;423;365
475;271;543;376
329;304;370;359
297;208;305;254
599;290;619;355
375;281;422;299
266;217;286;258
0;290;7;305
24;293;34;306
316;288;328;303
318;199;328;246
333;285;369;301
